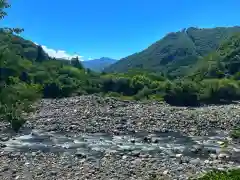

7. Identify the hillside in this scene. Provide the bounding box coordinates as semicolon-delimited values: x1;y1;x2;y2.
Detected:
82;57;117;72
191;33;240;79
105;26;240;76
0;30;49;62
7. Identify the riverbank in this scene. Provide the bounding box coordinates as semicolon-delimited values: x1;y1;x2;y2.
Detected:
0;95;240;179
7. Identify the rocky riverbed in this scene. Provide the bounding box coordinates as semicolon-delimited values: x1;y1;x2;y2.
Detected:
0;95;240;180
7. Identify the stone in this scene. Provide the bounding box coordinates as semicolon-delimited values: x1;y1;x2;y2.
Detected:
50;171;58;176
177;166;184;171
0;165;9;172
204;160;210;164
176;154;183;158
113;129;120;135
131;150;140;157
130;139;135;143
209;154;217;160
152;138;159;143
0;136;9;142
217;141;225;146
122;155;128;160
217;167;225;171
0;143;7;148
48;125;58;131
180;156;190;164
143;136;151;143
205;148;217;154
218;153;230;160
139;154;149;158
162;170;169;175
190;158;201;165
162;128;169;133
191;145;203;153
75;152;87;158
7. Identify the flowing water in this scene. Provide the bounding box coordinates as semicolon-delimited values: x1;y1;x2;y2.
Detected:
1;129;240;163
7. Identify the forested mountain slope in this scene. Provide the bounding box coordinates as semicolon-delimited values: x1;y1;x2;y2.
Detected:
191;33;240;79
105;26;240;76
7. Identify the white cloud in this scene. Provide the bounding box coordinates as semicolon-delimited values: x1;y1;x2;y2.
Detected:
35;43;84;61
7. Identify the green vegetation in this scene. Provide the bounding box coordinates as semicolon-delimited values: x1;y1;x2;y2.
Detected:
231;128;240;139
195;169;240;180
1;29;240;131
105;26;240;77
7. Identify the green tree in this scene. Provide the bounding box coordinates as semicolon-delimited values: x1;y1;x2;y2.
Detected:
71;56;83;69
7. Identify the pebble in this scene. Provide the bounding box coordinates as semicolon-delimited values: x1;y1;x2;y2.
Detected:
209;154;218;160
0;136;9;142
176;154;183;158
218;153;230;160
0;165;9;172
163;170;169;175
0;143;7;148
75;152;86;158
204;160;210;164
191;145;203;153
190;158;201;165
130;139;135;143
122;155;128;160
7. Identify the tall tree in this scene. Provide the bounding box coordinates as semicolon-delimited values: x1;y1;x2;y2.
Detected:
36;45;49;62
71;56;83;69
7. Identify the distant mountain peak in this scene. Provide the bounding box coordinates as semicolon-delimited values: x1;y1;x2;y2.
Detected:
82;57;117;72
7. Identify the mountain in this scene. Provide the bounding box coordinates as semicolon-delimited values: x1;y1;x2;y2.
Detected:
105;26;240;76
82;57;117;72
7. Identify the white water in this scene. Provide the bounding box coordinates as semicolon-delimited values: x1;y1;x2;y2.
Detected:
1;130;240;162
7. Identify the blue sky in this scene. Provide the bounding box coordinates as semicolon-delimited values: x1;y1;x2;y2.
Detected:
1;0;240;60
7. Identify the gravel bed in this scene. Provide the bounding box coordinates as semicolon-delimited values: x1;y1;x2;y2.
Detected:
0;95;240;180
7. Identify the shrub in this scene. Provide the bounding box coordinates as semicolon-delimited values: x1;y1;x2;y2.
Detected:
196;169;240;180
231;128;240;139
0;83;41;132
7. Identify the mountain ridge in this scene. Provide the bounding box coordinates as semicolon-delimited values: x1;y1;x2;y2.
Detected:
105;26;240;76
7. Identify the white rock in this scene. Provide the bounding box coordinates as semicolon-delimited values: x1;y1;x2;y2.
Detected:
217;141;225;145
122;155;127;160
190;158;201;165
218;153;229;159
204;160;210;164
163;170;169;175
176;154;183;158
217;167;225;171
209;154;217;159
